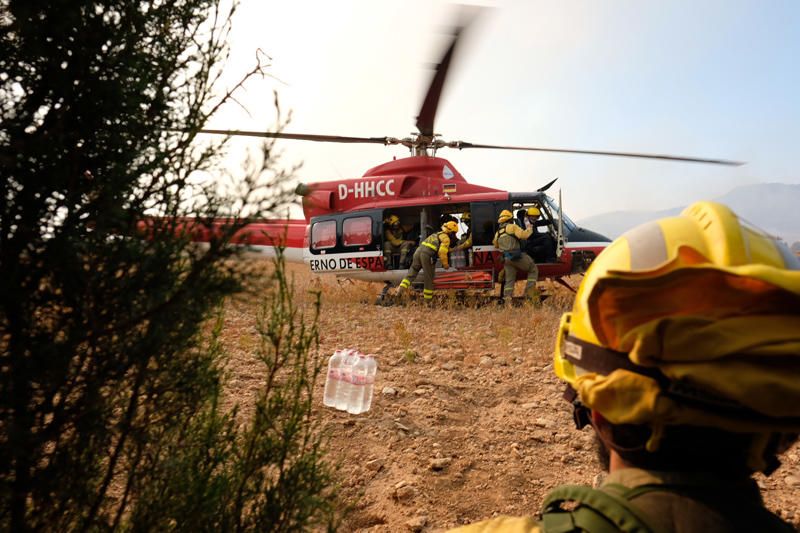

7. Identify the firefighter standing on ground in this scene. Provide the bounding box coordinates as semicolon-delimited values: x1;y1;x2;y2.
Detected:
397;221;459;302
383;214;414;269
494;209;540;302
451;201;800;532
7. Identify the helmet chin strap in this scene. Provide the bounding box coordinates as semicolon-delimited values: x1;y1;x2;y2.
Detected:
591;410;653;455
565;384;660;454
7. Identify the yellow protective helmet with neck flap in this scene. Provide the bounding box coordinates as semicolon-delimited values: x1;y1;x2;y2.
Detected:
554;201;800;471
441;221;459;234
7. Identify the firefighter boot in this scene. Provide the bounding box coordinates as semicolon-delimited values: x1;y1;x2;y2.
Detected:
395;278;411;299
496;269;506;298
525;285;542;307
422;288;434;307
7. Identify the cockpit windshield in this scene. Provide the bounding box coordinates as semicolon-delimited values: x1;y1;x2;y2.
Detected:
543;196;577;232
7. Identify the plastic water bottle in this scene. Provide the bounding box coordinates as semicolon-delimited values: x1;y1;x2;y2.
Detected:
365;355;378;411
347;354;368;414
335;349;359;411
322;349;344;407
347;354;378;414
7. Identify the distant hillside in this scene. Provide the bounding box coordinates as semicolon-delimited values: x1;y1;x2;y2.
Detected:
578;183;800;245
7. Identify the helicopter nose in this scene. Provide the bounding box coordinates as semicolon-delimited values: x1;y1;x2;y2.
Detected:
295;183;310;196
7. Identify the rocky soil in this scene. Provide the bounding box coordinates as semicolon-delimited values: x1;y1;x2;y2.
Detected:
222;262;800;532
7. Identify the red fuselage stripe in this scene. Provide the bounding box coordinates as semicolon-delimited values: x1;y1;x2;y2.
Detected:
143;218;308;249
226;221;307;249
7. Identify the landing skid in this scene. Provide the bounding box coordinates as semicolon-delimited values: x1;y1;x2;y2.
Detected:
495;294;551;307
553;277;576;293
376;290;550;308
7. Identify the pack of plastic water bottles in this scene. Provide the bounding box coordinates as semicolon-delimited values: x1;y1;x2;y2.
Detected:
322;349;378;414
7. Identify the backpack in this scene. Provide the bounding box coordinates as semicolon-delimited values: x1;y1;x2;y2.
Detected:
541;485;653;533
422;232;442;250
495;223;522;261
540;483;794;533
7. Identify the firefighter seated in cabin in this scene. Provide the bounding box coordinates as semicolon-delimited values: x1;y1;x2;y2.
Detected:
382;214;414;269
450;201;800;533
519;206;557;263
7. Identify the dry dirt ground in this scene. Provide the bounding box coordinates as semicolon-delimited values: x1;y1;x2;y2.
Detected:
221;262;800;532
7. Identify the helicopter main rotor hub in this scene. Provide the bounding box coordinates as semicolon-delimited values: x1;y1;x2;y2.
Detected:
385;133;450;157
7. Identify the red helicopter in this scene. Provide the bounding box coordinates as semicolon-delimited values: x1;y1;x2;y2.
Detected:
194;22;741;300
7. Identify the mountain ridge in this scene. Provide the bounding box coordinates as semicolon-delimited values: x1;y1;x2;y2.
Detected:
577;182;800;245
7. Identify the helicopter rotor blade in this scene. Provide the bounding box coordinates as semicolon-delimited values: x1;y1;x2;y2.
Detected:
537;178;558;192
415;24;463;138
415;7;484;138
196;129;393;145
451;141;744;166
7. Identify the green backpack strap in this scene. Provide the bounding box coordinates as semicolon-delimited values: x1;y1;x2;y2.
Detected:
608;482;796;533
541;485;654;533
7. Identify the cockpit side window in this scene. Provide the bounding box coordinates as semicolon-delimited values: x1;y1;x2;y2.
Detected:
543;196;577;232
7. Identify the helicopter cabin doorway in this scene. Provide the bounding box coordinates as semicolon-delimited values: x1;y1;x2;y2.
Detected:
379;205;472;271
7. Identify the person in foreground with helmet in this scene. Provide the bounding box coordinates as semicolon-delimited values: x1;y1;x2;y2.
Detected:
451;201;800;532
397;220;459;303
383;214;415;269
494;209;540;303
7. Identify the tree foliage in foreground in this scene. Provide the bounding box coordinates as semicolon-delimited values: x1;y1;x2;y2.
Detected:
0;0;337;530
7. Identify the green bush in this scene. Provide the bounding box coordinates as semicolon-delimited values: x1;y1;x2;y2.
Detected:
0;1;337;530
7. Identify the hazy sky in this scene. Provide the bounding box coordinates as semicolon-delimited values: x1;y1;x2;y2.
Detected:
209;0;800;221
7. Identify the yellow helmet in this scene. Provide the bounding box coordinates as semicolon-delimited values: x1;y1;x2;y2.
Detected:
461;212;471;222
498;210;513;223
526;206;541;217
441;221;459;233
554;201;800;463
385;214;400;226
